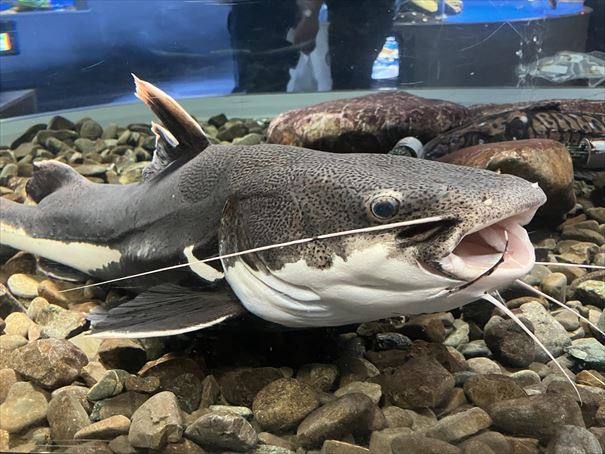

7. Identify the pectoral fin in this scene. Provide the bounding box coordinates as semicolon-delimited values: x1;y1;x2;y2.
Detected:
87;283;245;338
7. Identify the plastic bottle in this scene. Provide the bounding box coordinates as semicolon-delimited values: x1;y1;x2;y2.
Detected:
372;36;400;80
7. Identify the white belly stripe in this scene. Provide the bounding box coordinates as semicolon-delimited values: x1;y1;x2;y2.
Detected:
1;223;122;273
183;245;224;282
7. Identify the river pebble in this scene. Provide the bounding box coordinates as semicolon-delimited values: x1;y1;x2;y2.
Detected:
566;338;605;371
11;339;88;389
296;363;339;392
253;378;319;431
128;391;183;450
6;273;40;298
545;425;602;454
0;382;47;433
573;281;605;309
488;394;584;440
463;374;527;410
297;393;377;448
185;410;257;452
519;302;571;363
219;367;283;407
47;390;90;441
484;315;535;367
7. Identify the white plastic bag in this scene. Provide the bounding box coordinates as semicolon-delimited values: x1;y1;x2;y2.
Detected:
287;13;332;92
309;19;332;91
287;53;318;92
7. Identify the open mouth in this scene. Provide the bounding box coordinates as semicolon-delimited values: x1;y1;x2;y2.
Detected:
424;209;536;285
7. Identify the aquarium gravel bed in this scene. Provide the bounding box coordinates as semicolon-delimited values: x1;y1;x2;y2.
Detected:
0;114;605;454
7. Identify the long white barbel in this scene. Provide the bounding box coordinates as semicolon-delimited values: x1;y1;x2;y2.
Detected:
481;293;582;402
515;279;605;337
61;215;445;293
535;262;605;270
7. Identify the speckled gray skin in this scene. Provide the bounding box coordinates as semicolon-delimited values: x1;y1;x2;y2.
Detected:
1;140;542;279
0;142;544;282
0;77;546;300
0;79;550;333
216;145;544;275
424;101;605;159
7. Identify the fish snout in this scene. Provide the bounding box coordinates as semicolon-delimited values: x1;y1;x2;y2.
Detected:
415;174;545;286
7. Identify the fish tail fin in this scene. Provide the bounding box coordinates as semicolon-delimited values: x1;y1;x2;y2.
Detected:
132;74;209;150
26;160;88;203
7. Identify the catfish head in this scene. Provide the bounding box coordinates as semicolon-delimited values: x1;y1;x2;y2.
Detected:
219;149;546;327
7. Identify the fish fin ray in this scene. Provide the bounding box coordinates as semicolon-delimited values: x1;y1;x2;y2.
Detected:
133;74;209;152
87;283;245;338
26;160;88;203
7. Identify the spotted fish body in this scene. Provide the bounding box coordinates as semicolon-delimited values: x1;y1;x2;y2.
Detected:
424;101;605;160
0;78;547;336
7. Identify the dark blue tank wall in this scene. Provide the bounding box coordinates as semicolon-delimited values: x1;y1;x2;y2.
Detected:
0;0;232;108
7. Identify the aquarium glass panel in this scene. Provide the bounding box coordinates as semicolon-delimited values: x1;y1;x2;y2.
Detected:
0;0;602;115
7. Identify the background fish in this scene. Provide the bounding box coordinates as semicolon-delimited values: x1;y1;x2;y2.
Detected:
516;51;605;87
424;100;605;160
0;77;546;337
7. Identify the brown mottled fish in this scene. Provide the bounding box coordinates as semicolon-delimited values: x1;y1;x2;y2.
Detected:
424;100;605;160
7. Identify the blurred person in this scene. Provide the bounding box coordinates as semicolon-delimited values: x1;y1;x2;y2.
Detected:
228;0;396;93
584;0;605;52
325;0;396;89
228;0;316;93
292;0;396;89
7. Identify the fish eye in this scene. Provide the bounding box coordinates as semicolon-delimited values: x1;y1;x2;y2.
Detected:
370;196;400;220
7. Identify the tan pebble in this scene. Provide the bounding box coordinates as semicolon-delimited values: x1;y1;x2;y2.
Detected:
26;297;49;321
0;382;48;433
6;273;41;299
321;439;370;453
467;357;502;375
4;312;34;337
27;323;43;342
446;346;466;363
69;333;103;362
37;280;69;308
0;429;8;451
74;415;131;440
0;334;28;351
576;370;605;390
588;309;601;325
0;369;19;404
258;432;294;450
80;361;107;387
69;301;100;313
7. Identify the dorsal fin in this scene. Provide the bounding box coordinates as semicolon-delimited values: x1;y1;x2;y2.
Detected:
26;160;88;203
133;75;210;181
133;75;209;149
